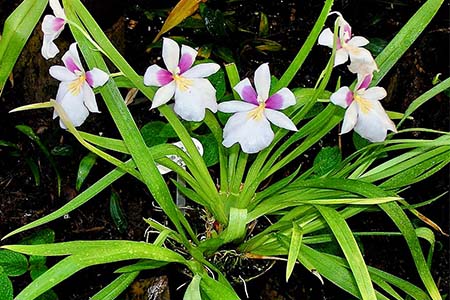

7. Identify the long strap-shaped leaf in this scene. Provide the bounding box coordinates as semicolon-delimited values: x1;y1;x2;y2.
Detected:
315;205;377;300
0;0;48;95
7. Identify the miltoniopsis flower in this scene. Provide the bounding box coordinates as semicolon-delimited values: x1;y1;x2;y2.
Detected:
49;43;109;128
218;63;297;154
330;74;397;142
318;12;378;74
41;0;67;59
144;38;220;122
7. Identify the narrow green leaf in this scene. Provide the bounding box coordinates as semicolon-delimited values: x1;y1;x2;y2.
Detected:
91;272;139;300
109;191;128;234
316;205;376;300
221;208;247;243
183;274;202;300
0;0;48;95
312;146;342;176
200;275;239;300
76;152;97;191
114;260;169;273
286;222;303;281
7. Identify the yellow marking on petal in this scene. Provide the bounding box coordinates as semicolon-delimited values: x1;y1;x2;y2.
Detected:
247;103;266;120
173;74;192;92
68;74;86;96
354;94;372;114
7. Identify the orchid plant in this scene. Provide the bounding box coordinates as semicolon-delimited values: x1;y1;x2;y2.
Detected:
1;0;449;300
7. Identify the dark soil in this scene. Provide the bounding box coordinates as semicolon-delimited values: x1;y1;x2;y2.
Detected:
0;0;449;299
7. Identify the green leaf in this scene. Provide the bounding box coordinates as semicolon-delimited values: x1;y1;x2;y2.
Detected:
0;249;28;276
91;272;139;300
183;275;202;300
353;132;371;150
313;146;341;176
221;208;247;243
51;145;73;157
315;205;376;300
286;222;303;282
200;275;239;300
114;260;169;273
35;289;58;300
140;121;169;147
20;229;56;245
207;67;226;100
0;267;13;300
0;0;48;95
30;264;49;281
109;190;128;234
197;133;219;167
76;152;98;191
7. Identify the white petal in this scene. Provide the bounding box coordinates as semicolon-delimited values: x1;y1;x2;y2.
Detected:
182;63;220;78
347;47;374;64
341;102;358;134
330;86;352;109
162;38;180;73
348;57;378;75
354;101;397;142
41;15;65;35
151;81;176;109
359;87;386;102
41;34;60;60
49;0;65;18
144;65;173;86
264;109;297;131
54;82;89;128
265;88;296;110
173;78;217;121
86;68;109;88
347;36;369;47
222;112;274;154
233;78;258;105
254;63;271;101
334;48;349;66
62;43;84;73
179;45;197;73
318;28;334;48
218;101;256;113
82;83;100;113
49;66;77;82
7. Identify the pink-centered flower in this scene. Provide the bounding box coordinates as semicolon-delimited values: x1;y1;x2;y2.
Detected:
49;43;109;128
41;0;66;60
330;74;397;142
318;12;378;74
218;63;297;154
144;38;220;122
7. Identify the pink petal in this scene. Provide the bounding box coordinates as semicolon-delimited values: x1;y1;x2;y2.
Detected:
144;65;173;86
62;43;83;73
330;86;352;109
179;45;197;74
357;74;372;90
234;78;258;105
265;88;296;110
85;68;109;88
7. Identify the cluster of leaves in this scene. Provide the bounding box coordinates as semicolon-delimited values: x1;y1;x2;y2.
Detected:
0;0;449;300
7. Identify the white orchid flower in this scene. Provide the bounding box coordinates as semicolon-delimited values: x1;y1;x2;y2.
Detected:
318;12;378;74
330;74;397;142
218;63;297;154
41;0;66;59
49;43;109;128
144;38;220;122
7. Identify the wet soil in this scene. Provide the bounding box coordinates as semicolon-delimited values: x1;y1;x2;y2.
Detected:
0;0;449;299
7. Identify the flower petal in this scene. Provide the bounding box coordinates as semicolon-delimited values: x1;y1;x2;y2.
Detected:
359;87;387;102
265;88;296;110
254;63;271;101
151;81;176;109
182;63;220;78
49;0;65;19
348;57;378;75
222;111;274;154
42;15;65;35
354;101;397;142
85;68;109;88
347;47;374;64
356;73;373;90
341;101;358;134
162;38;180;73
234;78;258;105
264;109;297;131
54;82;89;128
334;48;349;66
179;45;197;74
318;28;334;48
338;16;352;42
49;65;77;82
41;33;60;60
347;36;369;47
330;86;352;109
173;78;217;121
82;82;100;113
62;43;83;73
144;65;173;86
218;101;256;113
